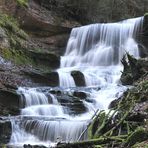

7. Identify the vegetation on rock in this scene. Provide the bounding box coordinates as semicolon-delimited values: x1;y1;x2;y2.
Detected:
16;0;28;7
0;12;31;65
57;55;148;148
0;13;28;40
0;11;60;70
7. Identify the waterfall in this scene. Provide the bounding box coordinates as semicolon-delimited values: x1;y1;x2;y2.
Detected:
18;88;49;107
9;88;88;146
9;17;143;147
58;17;143;87
61;17;143;67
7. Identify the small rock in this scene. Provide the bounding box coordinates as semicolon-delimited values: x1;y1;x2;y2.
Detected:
73;91;87;99
71;71;86;87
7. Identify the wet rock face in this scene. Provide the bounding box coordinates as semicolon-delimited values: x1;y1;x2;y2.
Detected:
23;70;59;87
27;50;60;69
141;14;148;56
0;120;12;144
73;91;87;100
143;14;148;36
17;0;80;35
71;71;86;87
29;34;70;56
24;144;47;148
0;59;60;90
56;93;87;114
0;89;20;115
32;0;148;24
0;0;80;57
49;88;88;114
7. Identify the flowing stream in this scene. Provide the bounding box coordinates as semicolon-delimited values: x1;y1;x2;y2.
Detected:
9;17;143;147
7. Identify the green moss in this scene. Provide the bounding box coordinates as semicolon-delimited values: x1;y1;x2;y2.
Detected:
94;145;103;148
1;48;35;66
34;48;43;52
16;0;28;8
0;12;32;66
0;13;28;40
0;12;55;71
144;13;148;16
87;73;148;147
124;127;148;147
0;48;53;71
0;144;7;148
132;141;148;148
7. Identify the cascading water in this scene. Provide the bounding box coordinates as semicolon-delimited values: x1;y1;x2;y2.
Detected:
9;88;88;147
9;17;143;147
58;17;143;87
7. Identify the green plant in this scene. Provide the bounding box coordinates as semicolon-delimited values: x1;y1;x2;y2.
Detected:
0;48;34;66
0;13;28;40
16;0;28;7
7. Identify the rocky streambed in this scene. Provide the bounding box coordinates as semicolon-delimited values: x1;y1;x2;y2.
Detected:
0;1;148;148
0;56;147;148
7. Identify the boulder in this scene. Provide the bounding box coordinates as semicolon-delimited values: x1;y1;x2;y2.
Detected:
73;91;87;100
49;90;62;96
71;71;86;87
49;88;87;114
57;94;87;115
44;72;59;87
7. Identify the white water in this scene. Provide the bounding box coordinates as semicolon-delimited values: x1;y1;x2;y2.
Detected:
9;17;143;147
9;88;88;146
58;17;143;87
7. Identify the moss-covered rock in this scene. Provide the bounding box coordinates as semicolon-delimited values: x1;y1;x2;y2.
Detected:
72;56;148;148
16;0;28;7
121;54;147;85
0;13;28;40
0;12;32;67
0;12;61;70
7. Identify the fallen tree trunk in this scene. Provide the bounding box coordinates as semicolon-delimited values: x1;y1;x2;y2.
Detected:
57;136;124;148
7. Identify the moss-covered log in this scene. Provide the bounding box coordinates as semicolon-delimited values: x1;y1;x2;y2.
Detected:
57;136;124;148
